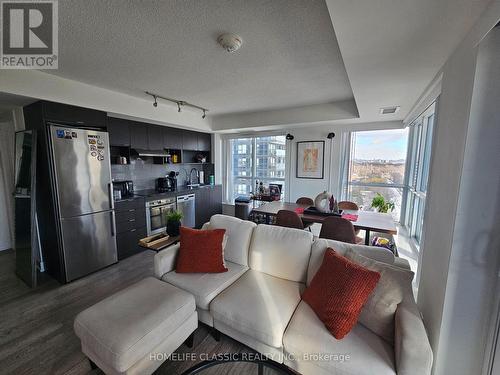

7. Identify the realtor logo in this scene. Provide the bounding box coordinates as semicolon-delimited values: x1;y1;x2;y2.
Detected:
1;0;58;69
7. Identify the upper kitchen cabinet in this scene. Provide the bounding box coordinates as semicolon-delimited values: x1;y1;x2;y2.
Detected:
147;125;164;150
129;122;149;149
182;130;198;151
163;127;183;149
23;101;107;130
198;132;211;152
107;117;130;146
182;130;211;151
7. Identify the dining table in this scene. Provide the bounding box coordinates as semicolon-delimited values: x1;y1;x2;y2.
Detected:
251;201;397;245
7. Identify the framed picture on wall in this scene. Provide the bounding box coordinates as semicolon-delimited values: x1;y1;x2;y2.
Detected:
296;141;325;179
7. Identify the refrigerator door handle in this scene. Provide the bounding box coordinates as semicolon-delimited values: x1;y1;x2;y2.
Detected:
108;182;115;210
110;211;116;237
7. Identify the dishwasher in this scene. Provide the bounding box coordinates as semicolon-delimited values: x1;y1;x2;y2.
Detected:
177;194;196;228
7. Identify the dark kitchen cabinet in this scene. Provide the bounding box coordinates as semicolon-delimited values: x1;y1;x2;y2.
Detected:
114;198;147;260
148;125;164;150
182;130;199;151
195;187;211;228
107;117;130;146
163;127;183;149
23;101;106;130
195;185;222;228
130;123;149;149
198;133;211;151
209;185;223;218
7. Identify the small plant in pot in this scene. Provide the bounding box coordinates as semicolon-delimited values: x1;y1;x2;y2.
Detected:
371;193;395;213
165;211;183;237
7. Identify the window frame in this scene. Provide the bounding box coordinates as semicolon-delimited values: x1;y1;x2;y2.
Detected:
343;128;409;222
224;133;287;202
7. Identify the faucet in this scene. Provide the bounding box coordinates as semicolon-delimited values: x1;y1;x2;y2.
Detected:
189;168;199;186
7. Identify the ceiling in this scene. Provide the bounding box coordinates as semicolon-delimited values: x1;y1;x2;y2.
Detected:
1;0;494;132
45;0;354;116
325;0;492;123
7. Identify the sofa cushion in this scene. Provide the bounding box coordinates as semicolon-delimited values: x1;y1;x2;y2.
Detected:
308;239;395;286
284;301;396;375
249;224;313;282
209;214;257;266
345;249;414;343
162;261;248;310
211;269;304;348
176;227;227;273
74;277;195;372
302;248;380;340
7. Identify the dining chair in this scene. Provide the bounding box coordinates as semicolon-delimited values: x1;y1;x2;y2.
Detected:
337;201;362;237
338;201;359;211
275;210;304;230
319;216;364;244
295;197;314;231
296;197;314;206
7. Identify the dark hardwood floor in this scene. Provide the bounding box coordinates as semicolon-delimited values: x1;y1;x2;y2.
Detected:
0;249;263;375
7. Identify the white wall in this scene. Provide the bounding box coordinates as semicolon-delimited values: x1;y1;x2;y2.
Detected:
416;3;500;374
437;26;500;375
214;120;403;206
285;121;403;203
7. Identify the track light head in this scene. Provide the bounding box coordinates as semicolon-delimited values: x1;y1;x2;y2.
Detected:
286;133;294;141
177;102;182;112
327;132;335;139
152;95;158;107
202;109;206;119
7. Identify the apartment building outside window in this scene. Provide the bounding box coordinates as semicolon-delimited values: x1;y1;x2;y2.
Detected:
227;135;286;201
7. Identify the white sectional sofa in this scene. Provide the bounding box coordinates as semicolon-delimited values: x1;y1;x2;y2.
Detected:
154;214;433;375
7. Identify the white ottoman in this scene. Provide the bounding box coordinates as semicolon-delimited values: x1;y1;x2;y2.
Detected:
74;277;197;375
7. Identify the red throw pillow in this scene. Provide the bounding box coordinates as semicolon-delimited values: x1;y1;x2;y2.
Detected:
302;248;380;339
176;227;228;273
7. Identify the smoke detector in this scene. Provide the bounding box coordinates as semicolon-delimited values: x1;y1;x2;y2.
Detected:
379;106;400;115
217;33;243;53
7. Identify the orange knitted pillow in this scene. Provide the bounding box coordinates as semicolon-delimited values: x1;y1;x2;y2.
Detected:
302;248;380;339
176;227;228;273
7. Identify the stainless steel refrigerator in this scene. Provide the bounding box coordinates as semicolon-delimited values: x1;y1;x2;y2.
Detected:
47;124;117;282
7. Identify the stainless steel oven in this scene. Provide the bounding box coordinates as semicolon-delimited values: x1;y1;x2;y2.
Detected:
146;197;176;235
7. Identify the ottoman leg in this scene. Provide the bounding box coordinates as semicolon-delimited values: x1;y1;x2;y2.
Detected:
211;328;221;342
89;359;98;370
185;332;195;348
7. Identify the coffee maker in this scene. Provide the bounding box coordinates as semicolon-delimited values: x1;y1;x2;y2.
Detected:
156;172;178;192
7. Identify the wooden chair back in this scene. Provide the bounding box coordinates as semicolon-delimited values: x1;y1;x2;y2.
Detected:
338;201;359;211
319;216;357;244
295;197;314;206
275;210;304;230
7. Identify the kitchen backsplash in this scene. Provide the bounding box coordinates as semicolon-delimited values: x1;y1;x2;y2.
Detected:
111;157;214;191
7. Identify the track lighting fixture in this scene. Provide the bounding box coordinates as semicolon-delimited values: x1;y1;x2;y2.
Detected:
286;133;294;141
145;91;208;120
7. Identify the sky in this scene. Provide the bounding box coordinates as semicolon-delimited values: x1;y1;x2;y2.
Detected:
353;129;409;160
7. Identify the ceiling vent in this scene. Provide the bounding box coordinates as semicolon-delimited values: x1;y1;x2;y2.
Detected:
380;106;400;115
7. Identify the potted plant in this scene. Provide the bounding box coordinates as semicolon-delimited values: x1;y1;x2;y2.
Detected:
371;193;395;213
165;211;183;236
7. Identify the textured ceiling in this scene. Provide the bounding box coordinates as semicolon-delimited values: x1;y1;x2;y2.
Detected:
45;0;354;115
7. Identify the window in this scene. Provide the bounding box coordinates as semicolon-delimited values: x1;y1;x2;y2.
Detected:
227;135;286;201
344;129;409;221
404;103;435;245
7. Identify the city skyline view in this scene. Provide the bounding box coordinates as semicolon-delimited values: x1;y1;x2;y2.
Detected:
353;129;409;161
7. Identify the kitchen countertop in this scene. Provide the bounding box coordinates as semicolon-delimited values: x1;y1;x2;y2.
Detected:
114;184;222;203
